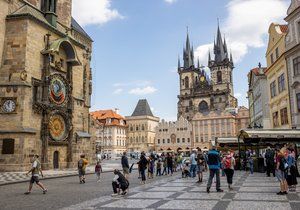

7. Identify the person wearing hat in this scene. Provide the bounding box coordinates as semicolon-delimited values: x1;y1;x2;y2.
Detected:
111;169;129;196
24;154;47;195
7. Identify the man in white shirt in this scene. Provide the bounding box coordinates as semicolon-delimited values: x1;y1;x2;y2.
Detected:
24;154;47;194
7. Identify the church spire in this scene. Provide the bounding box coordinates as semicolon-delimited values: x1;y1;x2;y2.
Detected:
183;27;194;69
213;22;227;64
178;56;181;70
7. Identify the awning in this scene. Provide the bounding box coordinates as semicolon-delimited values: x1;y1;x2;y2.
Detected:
76;131;91;138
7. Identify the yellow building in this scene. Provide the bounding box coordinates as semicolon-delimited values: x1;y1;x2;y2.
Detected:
265;23;291;129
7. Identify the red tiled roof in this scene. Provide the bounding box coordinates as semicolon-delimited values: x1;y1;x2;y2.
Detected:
90;110;126;127
90;110;124;120
279;25;288;33
250;67;266;76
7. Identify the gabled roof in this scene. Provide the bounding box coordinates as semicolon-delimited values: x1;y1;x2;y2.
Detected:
279;25;288;33
131;99;154;117
90;110;124;120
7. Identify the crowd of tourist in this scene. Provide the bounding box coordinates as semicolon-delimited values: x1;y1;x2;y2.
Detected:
22;145;298;198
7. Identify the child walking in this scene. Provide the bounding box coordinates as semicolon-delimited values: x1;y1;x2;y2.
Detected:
95;161;103;182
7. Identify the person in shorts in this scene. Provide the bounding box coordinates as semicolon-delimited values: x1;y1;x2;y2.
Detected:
78;154;89;184
24;154;47;194
275;148;288;195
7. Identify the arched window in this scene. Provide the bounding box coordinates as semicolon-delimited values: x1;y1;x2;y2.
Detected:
199;101;209;113
217;71;222;83
184;76;189;89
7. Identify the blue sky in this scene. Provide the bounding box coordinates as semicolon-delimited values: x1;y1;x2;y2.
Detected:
72;0;290;120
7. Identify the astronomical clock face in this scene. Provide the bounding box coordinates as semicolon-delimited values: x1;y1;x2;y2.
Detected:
49;74;68;105
2;99;16;113
49;114;67;141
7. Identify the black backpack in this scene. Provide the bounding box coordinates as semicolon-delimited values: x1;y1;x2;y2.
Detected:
279;157;288;171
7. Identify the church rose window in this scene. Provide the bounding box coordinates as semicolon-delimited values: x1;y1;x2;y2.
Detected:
199;101;209;113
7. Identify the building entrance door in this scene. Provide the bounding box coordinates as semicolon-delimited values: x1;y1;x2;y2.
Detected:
53;151;59;169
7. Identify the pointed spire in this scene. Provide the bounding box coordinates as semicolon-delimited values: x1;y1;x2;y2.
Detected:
214;21;226;63
178;55;181;70
197;58;200;68
223;35;228;54
230;51;233;63
183;27;193;69
208;50;212;66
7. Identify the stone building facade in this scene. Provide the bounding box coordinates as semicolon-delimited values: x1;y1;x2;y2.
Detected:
0;0;94;171
247;65;271;128
192;107;249;150
90;110;127;158
285;0;300;129
126;99;159;153
176;25;248;150
265;23;291;129
177;26;237;121
154;116;192;154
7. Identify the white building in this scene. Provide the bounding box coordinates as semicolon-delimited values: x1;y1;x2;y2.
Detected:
247;65;271;128
90;109;127;157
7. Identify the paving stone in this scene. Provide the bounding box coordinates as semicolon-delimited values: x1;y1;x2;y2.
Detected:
101;199;159;209
226;201;291;210
239;186;279;192
157;200;218;210
177;192;225;200
161;182;195;187
150;187;187;192
233;192;288;201
128;192;175;199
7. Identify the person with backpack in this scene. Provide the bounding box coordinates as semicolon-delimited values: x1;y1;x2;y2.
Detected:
78;154;89;184
162;157;167;175
24;154;47;195
222;150;236;190
137;151;148;184
196;149;206;183
166;153;173;176
111;169;129;196
275;148;288;195
206;146;223;193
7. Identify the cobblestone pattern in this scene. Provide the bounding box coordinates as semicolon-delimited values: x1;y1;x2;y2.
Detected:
61;171;300;210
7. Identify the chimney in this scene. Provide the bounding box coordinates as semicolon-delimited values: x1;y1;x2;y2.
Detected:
114;108;119;114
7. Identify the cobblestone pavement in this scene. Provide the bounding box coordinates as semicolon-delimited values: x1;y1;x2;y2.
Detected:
61;171;300;210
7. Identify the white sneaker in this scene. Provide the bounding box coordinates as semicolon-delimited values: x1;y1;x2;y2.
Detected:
111;193;119;197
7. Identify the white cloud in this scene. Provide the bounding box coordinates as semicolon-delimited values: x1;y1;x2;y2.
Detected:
72;0;123;26
129;86;158;95
164;0;177;4
113;88;123;94
195;0;289;64
194;43;213;70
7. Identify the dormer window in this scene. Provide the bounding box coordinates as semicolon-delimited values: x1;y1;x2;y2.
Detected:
106;118;111;124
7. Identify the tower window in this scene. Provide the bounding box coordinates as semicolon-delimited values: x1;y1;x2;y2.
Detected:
184;76;189;89
217;71;222;83
42;0;57;13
